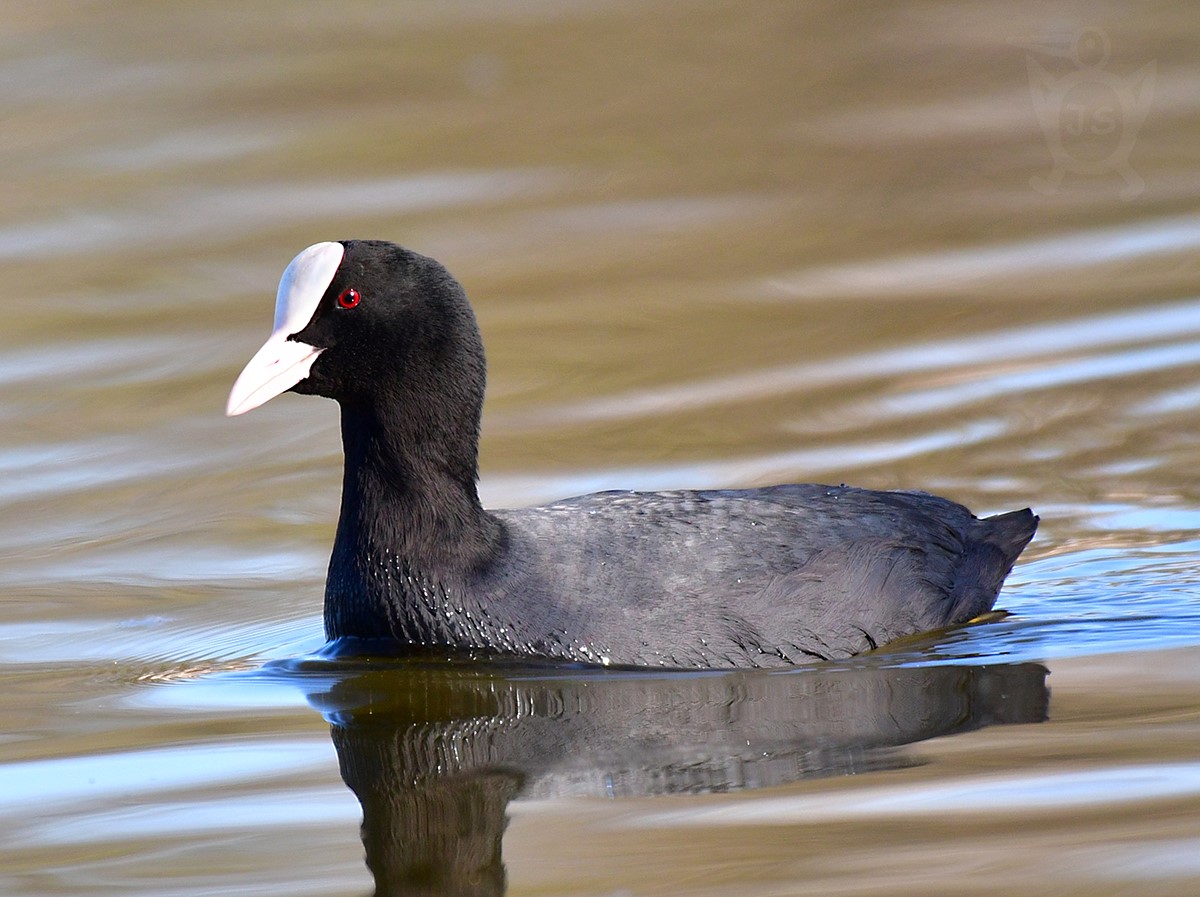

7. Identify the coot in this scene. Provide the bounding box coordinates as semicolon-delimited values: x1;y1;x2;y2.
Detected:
227;240;1037;668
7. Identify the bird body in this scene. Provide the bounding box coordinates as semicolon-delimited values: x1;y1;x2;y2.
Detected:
228;240;1037;668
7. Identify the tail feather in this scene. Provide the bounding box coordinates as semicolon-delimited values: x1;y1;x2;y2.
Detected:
983;508;1039;564
949;508;1038;622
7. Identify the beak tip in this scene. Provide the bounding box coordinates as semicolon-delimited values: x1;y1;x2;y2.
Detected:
224;394;250;417
225;378;256;417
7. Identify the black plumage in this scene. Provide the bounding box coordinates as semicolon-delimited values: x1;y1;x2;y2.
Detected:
230;240;1037;668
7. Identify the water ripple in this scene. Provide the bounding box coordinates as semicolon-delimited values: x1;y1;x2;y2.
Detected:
0;169;564;259
638;762;1200;825
763;213;1200;299
498;297;1200;428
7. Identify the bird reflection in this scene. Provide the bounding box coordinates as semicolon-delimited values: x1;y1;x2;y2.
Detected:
288;658;1048;896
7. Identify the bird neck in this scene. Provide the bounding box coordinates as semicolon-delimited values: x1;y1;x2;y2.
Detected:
325;398;504;641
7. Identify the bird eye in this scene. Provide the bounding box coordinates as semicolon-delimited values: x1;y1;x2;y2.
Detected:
337;288;361;309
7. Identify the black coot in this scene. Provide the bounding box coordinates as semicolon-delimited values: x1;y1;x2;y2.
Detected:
227;240;1037;668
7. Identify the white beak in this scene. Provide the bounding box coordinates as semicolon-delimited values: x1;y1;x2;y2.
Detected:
226;242;345;416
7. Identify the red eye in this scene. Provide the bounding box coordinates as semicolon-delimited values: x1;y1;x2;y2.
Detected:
337;288;361;309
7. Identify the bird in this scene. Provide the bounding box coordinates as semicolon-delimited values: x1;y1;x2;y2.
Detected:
227;240;1038;669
